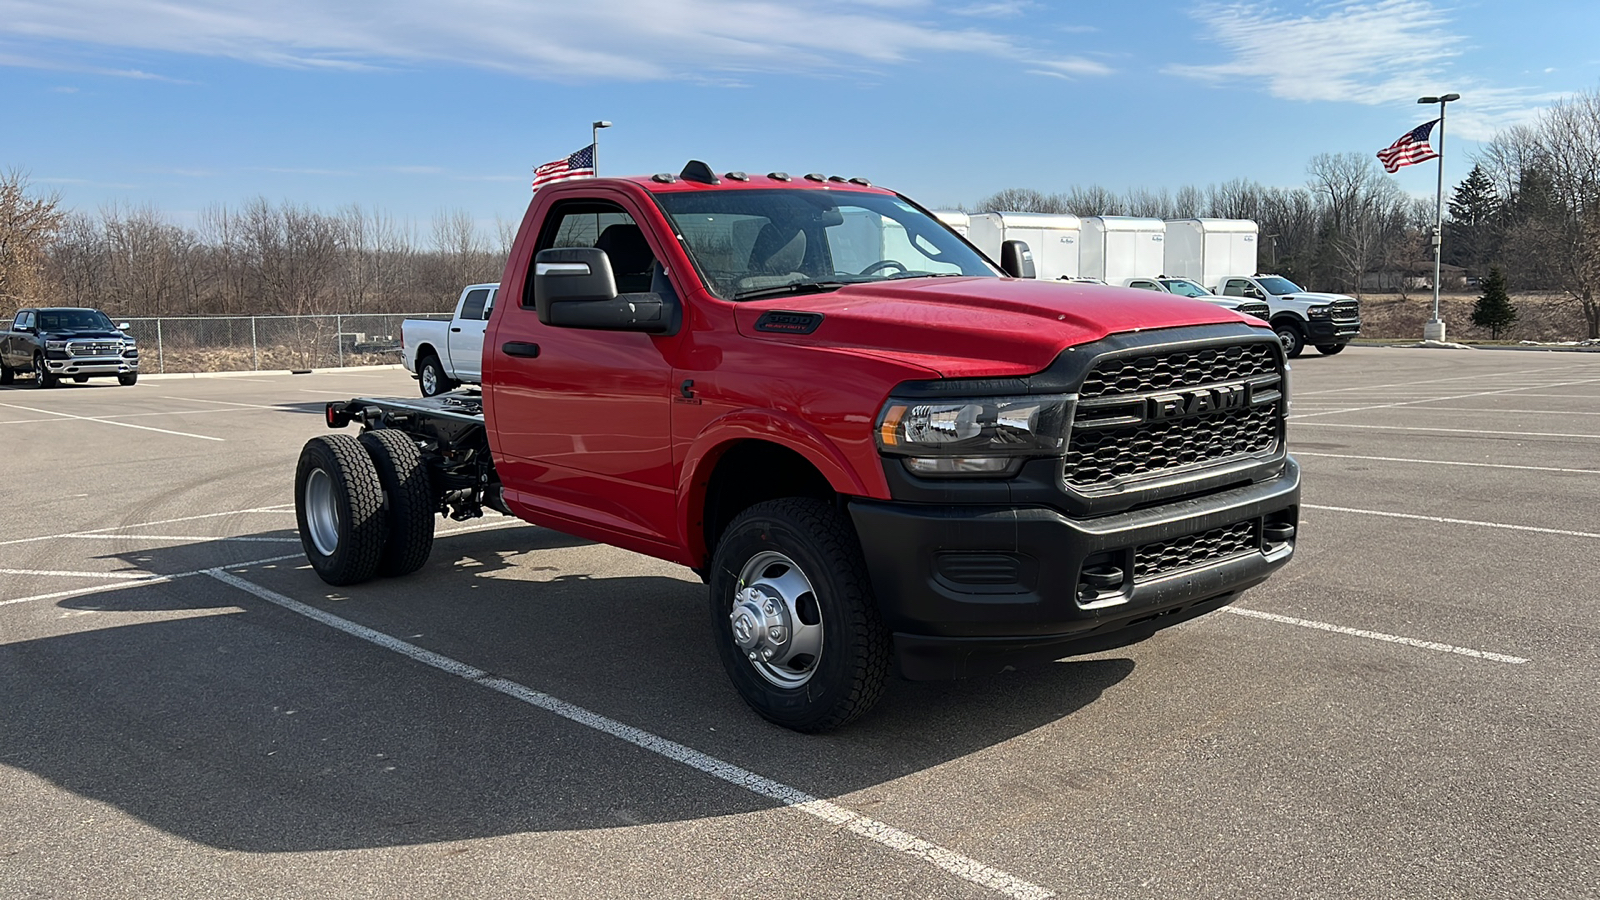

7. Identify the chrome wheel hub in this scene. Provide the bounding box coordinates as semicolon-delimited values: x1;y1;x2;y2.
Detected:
304;467;341;556
421;366;438;395
732;551;823;687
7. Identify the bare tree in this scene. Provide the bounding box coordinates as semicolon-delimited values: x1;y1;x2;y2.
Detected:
1477;87;1600;337
0;169;65;307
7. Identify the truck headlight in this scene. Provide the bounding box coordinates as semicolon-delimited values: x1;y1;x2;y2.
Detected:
876;394;1071;477
46;340;68;351
1307;305;1332;319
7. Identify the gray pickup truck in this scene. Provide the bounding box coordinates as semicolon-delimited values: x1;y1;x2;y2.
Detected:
1;307;140;387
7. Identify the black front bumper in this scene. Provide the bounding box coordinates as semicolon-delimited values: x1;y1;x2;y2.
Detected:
849;458;1300;680
1306;318;1361;345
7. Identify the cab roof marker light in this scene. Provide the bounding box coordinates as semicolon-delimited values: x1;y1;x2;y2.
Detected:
725;171;750;182
651;173;678;183
768;172;791;181
848;177;872;186
804;173;827;182
827;175;847;183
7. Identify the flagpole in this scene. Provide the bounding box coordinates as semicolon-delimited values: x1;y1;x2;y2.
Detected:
1418;93;1460;342
592;120;612;176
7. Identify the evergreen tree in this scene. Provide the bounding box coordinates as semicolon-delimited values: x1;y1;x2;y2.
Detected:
1444;164;1500;273
1470;267;1518;339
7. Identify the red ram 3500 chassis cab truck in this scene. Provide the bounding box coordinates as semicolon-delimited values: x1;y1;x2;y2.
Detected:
297;161;1300;732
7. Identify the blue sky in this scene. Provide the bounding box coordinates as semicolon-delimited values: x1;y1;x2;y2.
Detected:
4;0;1596;233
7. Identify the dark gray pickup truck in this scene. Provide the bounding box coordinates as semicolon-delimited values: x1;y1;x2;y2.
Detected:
1;308;140;387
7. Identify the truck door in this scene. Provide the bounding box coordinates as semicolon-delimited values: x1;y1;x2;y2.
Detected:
485;196;679;554
450;286;493;382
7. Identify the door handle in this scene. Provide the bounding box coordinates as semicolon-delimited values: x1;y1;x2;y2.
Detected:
450;327;462;332
502;341;540;358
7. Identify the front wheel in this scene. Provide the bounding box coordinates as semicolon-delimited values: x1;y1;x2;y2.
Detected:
295;434;387;586
118;372;138;385
417;354;454;397
1274;323;1306;359
709;498;890;732
1316;343;1346;356
34;353;58;388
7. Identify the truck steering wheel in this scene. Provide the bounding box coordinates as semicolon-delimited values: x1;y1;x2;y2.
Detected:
857;259;908;277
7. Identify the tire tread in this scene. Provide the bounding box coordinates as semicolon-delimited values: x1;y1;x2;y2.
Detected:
359;429;435;577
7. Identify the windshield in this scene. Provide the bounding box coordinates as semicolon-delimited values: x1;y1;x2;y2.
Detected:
654;189;996;300
1160;279;1210;298
1257;276;1303;295
36;309;115;332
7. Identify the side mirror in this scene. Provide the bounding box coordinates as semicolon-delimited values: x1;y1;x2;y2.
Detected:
533;247;671;333
1244;287;1263;299
999;240;1036;279
117;322;131;330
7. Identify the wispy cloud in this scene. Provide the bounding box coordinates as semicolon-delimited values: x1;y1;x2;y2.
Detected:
952;1;1036;17
1165;0;1570;138
1031;57;1112;78
0;0;1088;82
0;47;192;81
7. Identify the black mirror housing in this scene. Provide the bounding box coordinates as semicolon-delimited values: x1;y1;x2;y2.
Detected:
533;247;673;334
1000;240;1036;279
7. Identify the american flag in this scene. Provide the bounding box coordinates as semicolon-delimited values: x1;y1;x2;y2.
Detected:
532;144;595;190
1377;119;1441;173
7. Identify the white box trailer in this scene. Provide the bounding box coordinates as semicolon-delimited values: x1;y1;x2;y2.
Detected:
1079;217;1166;284
966;212;1082;280
1164;218;1260;290
933;210;969;237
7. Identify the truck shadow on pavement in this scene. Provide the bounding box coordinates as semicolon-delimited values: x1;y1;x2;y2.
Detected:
1;524;1135;852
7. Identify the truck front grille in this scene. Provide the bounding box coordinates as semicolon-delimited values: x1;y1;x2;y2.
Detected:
1066;341;1284;490
1078;343;1277;400
1238;302;1271;320
69;341;123;357
1134;521;1258;582
1330;299;1360;323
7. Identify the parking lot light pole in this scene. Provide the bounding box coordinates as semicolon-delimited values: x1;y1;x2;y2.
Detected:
1419;93;1460;343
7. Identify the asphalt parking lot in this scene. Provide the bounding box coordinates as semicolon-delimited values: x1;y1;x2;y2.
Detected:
3;348;1598;900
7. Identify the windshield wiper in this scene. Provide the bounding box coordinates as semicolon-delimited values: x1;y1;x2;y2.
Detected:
732;281;848;302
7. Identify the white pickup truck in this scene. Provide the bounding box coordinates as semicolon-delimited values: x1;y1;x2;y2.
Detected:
1215;274;1360;358
401;283;498;396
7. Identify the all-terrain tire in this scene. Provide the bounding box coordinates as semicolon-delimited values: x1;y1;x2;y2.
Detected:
418;353;454;397
708;498;890;733
1315;343;1346;356
118;372;138;385
295;434;387;586
358;429;435;578
34;353;58;388
1273;322;1306;359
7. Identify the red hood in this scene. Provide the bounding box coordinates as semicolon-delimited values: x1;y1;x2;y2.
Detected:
733;277;1261;378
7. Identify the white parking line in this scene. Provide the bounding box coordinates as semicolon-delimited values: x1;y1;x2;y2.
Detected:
204;568;1056;900
57;534;302;543
1289;377;1600;420
1292;364;1597;396
0;401;225;442
0;553;306;608
0;518;524;608
0;507;296;548
1221;607;1529;664
1294;451;1600;475
1319;406;1600;418
158;396;294;411
0;567;160;580
1305;503;1600;539
1294;422;1600;440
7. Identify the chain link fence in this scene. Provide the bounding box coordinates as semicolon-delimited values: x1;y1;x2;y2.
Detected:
119;313;451;374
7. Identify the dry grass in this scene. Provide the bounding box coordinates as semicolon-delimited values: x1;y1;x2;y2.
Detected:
150;344;401;374
1353;292;1590;343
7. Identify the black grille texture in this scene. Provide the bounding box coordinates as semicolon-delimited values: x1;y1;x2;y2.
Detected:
1066;403;1279;487
1134;521;1257;581
1078;343;1277;400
